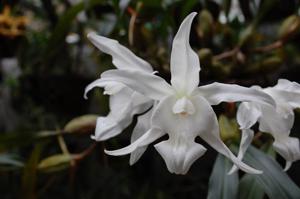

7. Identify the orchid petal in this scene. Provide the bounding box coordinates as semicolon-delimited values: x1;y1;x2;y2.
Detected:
101;69;174;100
264;80;300;108
196;82;275;107
105;128;164;156
273;136;300;171
265;89;300;109
275;79;300;91
258;105;294;137
92;88;152;141
237;102;261;129
195;97;262;174
91;116;124;141
228;129;254;174
155;140;206;175
170;12;200;94
88;32;153;72
84;78;125;99
130;109;153;165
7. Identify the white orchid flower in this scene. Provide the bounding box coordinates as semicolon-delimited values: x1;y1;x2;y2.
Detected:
84;32;154;145
230;79;300;173
99;12;276;175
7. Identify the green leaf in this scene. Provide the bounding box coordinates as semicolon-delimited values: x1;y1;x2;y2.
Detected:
38;154;72;173
239;174;264;199
207;154;239;199
0;154;24;168
238;146;300;199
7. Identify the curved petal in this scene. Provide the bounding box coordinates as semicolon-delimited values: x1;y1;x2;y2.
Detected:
228;129;254;174
237;102;261;129
101;69;174;100
274;79;300;91
264;79;300;108
196;82;275;107
91;116;125;141
273;136;300;171
84;78;125;99
92;88;152;141
265;89;300;109
130;109;153;165
258;105;294;137
87;32;153;72
91;89;133;141
105;128;164;156
195;96;262;174
170;12;200;94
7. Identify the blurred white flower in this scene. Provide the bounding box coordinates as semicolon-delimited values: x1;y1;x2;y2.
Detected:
0;57;20;131
98;12;275;174
1;58;21;78
66;33;80;44
230;79;300;173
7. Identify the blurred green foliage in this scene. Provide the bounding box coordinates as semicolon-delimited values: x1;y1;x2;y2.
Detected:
0;0;300;198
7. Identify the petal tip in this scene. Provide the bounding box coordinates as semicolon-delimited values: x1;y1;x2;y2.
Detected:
87;31;96;39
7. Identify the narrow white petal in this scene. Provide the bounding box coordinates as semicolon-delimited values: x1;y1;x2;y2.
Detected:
273;136;300;171
105;128;164;156
284;161;292;171
130;109;153;165
237;102;261;129
88;32;153;72
228;129;254;174
170;12;200;94
196;82;275;107
84;78;125;99
195;97;262;174
101;69;174;100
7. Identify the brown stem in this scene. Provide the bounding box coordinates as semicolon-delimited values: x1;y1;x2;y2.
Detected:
73;142;97;161
127;2;143;46
253;40;283;53
214;47;239;60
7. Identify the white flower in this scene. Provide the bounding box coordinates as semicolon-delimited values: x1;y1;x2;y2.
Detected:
99;12;275;174
230;79;300;173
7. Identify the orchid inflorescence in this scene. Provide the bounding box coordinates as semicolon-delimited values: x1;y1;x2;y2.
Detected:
84;12;300;175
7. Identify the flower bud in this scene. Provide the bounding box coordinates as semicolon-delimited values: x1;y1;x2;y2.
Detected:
278;15;300;41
